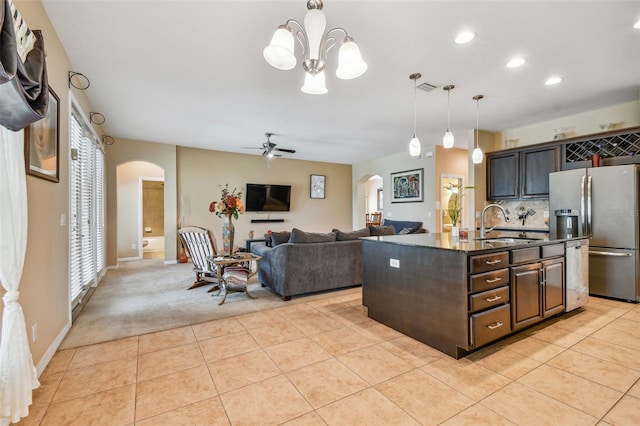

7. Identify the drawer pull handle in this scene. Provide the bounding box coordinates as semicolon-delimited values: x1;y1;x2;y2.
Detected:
485;295;502;302
487;322;503;330
485;259;502;265
485;277;502;283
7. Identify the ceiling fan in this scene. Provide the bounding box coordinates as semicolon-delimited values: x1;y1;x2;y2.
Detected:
242;133;296;158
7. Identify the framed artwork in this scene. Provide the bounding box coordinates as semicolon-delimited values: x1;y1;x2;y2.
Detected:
25;87;60;182
310;174;326;199
391;168;423;203
377;188;384;210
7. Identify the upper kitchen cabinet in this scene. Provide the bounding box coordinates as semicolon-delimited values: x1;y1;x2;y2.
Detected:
520;146;561;198
487;146;560;200
487;151;519;200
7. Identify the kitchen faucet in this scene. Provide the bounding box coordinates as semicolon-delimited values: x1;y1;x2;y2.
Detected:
480;203;511;238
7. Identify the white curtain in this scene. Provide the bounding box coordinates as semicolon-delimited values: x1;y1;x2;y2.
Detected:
0;125;39;425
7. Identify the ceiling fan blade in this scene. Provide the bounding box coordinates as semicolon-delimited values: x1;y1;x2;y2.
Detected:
241;146;263;150
274;148;296;153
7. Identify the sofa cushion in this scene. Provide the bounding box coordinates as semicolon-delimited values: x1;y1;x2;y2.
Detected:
369;225;395;236
332;227;370;241
271;231;291;247
263;233;272;247
383;219;423;234
289;228;337;243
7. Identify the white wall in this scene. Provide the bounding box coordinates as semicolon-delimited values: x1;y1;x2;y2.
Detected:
353;146;437;232
366;176;382;213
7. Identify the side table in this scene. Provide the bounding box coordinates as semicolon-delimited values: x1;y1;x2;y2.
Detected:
245;238;268;253
207;253;261;305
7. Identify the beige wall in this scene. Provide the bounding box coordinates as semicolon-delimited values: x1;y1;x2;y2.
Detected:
1;0;99;370
143;181;165;238
116;161;164;258
177;147;353;245
494;100;640;151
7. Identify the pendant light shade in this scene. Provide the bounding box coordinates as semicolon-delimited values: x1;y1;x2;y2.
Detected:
336;37;368;79
472;94;484;164
409;73;421;157
263;26;297;70
301;70;328;94
442;85;455;148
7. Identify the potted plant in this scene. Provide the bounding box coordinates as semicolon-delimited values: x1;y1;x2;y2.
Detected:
445;183;473;236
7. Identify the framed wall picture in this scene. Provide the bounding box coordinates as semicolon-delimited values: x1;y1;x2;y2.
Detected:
377;188;384;210
24;87;60;182
310;174;326;199
391;168;423;203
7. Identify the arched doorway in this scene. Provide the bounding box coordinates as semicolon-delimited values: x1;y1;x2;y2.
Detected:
116;161;165;260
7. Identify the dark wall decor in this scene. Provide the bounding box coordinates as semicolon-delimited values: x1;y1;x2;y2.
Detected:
391;168;423;203
24;87;59;182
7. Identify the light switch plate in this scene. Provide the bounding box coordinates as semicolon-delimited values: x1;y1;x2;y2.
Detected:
390;258;400;268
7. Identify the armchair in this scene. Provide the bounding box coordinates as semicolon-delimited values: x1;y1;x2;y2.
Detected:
178;226;219;290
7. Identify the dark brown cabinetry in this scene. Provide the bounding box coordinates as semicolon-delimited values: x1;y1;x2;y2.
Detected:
487;146;560;200
511;244;565;331
487;152;519;200
520;146;561;198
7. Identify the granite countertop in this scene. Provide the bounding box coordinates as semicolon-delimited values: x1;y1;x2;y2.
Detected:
361;231;587;253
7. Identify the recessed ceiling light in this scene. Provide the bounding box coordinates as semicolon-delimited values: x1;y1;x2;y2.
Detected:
545;76;563;86
634;19;640;29
506;57;526;68
455;31;476;44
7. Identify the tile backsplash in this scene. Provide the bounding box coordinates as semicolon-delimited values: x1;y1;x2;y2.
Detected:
480;200;550;231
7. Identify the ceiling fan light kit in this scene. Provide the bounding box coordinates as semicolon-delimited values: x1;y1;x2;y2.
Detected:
264;0;367;94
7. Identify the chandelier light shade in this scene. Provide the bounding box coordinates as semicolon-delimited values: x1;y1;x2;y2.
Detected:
472;94;485;164
442;85;455;149
409;73;422;157
263;0;367;94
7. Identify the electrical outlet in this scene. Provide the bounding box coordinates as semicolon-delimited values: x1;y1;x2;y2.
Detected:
390;258;400;268
543;210;549;218
32;324;37;343
131;243;136;250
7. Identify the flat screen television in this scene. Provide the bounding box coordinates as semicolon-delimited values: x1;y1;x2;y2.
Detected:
245;183;291;212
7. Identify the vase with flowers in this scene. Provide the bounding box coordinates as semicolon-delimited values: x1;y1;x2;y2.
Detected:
445;182;473;237
209;184;244;256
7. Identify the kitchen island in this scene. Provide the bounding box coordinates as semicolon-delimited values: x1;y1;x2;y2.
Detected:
361;232;588;359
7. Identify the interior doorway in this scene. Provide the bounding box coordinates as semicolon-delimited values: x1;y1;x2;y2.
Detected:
441;174;464;233
142;179;165;259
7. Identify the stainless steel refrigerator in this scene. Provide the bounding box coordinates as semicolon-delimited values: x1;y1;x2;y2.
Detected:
549;164;640;302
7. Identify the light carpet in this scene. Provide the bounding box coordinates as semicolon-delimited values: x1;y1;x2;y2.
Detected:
60;259;361;349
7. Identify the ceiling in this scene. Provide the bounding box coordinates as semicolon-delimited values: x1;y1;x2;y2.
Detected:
41;0;640;164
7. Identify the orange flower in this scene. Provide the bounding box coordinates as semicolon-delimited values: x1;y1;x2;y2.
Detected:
209;184;244;220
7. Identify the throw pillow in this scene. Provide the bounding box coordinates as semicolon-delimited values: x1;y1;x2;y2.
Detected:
332;227;371;241
398;227;413;235
263;233;272;247
270;231;291;247
288;228;337;243
369;225;395;236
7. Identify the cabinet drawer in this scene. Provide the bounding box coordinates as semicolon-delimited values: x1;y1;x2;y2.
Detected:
511;247;540;264
542;243;564;259
470;268;510;292
471;304;511;348
470;252;509;274
470;286;510;313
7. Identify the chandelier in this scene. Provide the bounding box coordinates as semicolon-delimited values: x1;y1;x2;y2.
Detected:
263;0;367;95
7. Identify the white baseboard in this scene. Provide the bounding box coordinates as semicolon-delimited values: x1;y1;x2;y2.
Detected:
36;320;71;377
106;264;118;270
117;256;142;261
164;259;177;265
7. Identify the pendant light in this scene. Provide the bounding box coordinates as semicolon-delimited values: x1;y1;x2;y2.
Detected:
409;73;421;157
471;94;484;164
442;85;455;148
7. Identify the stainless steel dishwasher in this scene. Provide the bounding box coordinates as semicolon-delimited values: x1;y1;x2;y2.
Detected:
565;239;589;311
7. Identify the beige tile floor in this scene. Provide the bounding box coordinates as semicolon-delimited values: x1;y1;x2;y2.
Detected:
18;292;640;425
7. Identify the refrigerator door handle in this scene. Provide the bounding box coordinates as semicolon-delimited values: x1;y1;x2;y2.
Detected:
587;175;592;236
590;251;633;257
580;175;587;235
